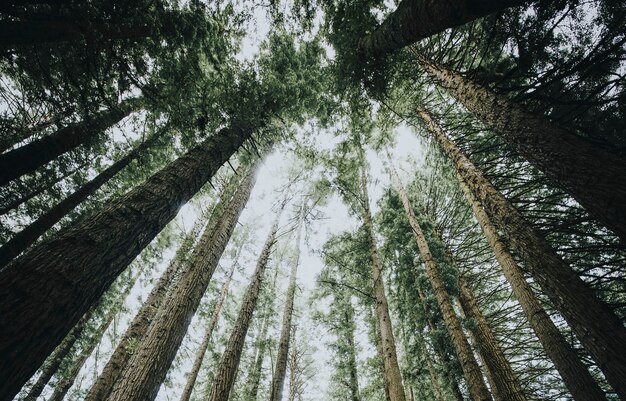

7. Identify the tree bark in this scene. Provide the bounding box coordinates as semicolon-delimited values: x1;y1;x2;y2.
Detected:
0;122;255;401
0;132;160;268
206;199;285;401
106;168;257;401
358;0;527;59
0;97;141;186
343;302;362;401
243;303;271;401
360;164;407;401
269;207;304;401
416;53;626;244
414;327;446;401
457;156;608;401
418;108;626;399
388;161;492;401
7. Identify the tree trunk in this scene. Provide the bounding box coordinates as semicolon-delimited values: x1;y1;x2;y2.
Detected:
0;122;255;401
418;108;626;399
0;97;141;186
179;260;238;401
416;54;626;244
388;157;492;401
358;0;527;59
360;164;407;401
287;325;299;401
206;199;285;401
107;168;257;401
0;132;160;268
343;302;362;401
269;207;304;401
243;303;271;401
414;327;446;401
456;154;608;401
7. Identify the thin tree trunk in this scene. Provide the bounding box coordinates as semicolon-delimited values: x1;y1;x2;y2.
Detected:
0;98;141;186
456;154;608;400
388;157;491;401
243;303;272;401
179;260;238;401
415;53;626;244
343;302;361;401
418;108;626;399
269;207;304;401
0;122;256;401
358;0;527;59
0;132;160;268
414;327;446;401
107;168;257;401
287;325;299;401
360;164;407;401
206;199;286;401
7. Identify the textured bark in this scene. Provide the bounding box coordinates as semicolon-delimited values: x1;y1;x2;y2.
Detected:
416;54;626;244
107;169;257;401
206;200;285;401
269;208;303;401
84;212;208;401
458;163;608;401
358;0;526;59
360;165;407;401
179;260;238;401
0;132;159;268
419;108;626;399
0;98;141;186
0;123;254;401
457;277;527;401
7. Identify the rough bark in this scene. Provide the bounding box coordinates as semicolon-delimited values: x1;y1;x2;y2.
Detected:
206;200;285;401
358;0;527;59
360;165;407;401
0;122;255;401
416;54;626;244
269;207;304;401
458;160;608;401
419;108;626;399
107;168;257;401
0;98;141;186
0;132;159;268
179;260;238;401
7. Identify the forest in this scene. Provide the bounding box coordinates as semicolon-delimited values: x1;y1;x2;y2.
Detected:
0;0;625;400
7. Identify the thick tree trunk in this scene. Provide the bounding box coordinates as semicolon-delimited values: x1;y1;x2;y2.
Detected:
0;98;141;186
416;54;626;244
418;108;626;399
0;122;255;401
107;168;257;401
269;207;303;401
84;212;208;401
457;158;608;400
358;0;527;59
360;165;407;401
0;132;159;268
206;200;285;401
179;260;238;401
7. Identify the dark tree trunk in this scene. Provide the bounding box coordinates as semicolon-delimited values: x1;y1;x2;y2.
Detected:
107;169;257;401
416;54;626;244
0;123;255;401
419;108;626;399
0;98;141;186
0;132;159;268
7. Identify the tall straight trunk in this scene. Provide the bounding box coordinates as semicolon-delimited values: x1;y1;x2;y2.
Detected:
0;132;159;268
0;98;141;186
179;260;238;401
84;211;209;401
456;154;607;400
388;158;491;401
414;327;446;401
358;0;527;59
343;301;362;401
269;207;304;401
0;122;255;401
457;277;527;401
418;108;626;399
287;325;299;401
243;303;272;401
207;200;286;401
107;168;257;401
415;53;626;244
19;307;96;401
360;165;407;401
